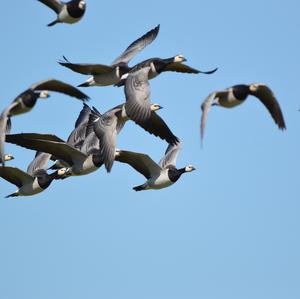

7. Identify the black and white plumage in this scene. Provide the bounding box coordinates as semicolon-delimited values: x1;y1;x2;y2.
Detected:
38;0;86;27
0;79;89;165
200;83;286;142
58;25;160;87
115;142;195;191
5;133;102;177
117;54;218;86
0;151;67;198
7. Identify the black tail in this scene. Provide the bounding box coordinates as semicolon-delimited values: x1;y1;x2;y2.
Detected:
47;19;59;27
78;82;90;87
133;184;147;191
5;192;18;198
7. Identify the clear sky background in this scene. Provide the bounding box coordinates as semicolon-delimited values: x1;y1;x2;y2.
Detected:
0;1;299;298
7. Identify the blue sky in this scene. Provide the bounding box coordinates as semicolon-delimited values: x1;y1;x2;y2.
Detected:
0;1;299;298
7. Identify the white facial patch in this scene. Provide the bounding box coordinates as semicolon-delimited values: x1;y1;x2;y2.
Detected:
79;1;86;9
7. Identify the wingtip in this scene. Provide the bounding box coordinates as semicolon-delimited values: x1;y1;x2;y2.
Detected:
78;82;89;88
199;67;218;75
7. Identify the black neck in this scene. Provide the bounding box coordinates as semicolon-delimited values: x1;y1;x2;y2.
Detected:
37;171;58;190
168;166;186;183
67;1;85;18
21;90;40;108
232;84;250;101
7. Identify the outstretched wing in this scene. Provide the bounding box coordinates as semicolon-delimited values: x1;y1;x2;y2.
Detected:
137;112;179;145
90;108;118;173
163;63;217;74
200;92;219;143
115;150;162;179
30;79;89;101
59;57;114;75
112;25;160;66
250;83;286;130
0;166;33;188
0;102;18;165
6;133;86;167
37;0;63;13
159;142;181;168
125;66;152;123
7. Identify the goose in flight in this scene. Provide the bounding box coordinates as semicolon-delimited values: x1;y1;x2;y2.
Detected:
0;151;67;198
200;83;286;142
38;0;86;27
5;133;102;177
59;25;160;87
0;79;89;165
116;54;217;86
115;142;195;191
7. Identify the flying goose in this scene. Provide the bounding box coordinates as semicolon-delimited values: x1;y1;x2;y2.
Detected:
0;151;67;198
38;0;86;27
0;79;89;165
115;142;195;191
49;104;99;170
58;25;160;87
88;100;178;172
200;83;286;142
6;133;102;177
116;54;218;86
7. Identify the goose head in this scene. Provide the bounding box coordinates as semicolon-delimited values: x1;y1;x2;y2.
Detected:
174;54;187;63
150;104;163;111
184;165;196;172
79;0;86;10
4;154;14;161
39;90;50;99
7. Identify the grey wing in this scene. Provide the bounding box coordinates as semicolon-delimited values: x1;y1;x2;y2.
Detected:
6;133;65;143
163;63;217;74
112;25;160;66
67;123;88;148
115;150;162;179
66;104;91;148
250;83;286;130
27;151;51;176
80;132;100;156
0;166;33;188
0;102;18;165
37;0;63;13
159;142;181;168
93;112;118;172
137;112;179;145
125;67;152;123
6;134;86;167
30;79;89;101
75;103;91;128
200;92;218;143
59;57;114;75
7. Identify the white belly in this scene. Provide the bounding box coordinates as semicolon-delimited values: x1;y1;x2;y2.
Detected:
147;170;173;190
58;6;80;24
93;71;120;86
18;179;44;196
71;155;98;176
